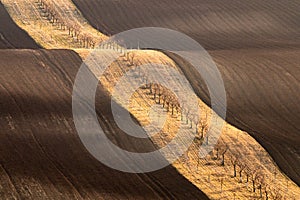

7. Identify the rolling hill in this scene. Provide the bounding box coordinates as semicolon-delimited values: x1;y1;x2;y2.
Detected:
0;2;39;49
72;0;300;50
0;49;209;199
72;0;300;185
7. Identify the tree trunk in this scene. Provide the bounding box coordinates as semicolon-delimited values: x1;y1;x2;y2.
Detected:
233;164;236;177
259;185;262;198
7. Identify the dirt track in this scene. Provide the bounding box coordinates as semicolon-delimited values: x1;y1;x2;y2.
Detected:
0;2;39;49
72;0;300;185
0;49;209;199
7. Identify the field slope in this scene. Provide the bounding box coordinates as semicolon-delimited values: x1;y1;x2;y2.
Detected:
0;2;39;49
72;0;300;50
72;0;300;185
0;49;209;199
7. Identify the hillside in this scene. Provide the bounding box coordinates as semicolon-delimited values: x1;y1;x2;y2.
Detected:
0;0;299;198
0;2;39;48
72;0;300;50
167;48;300;186
71;0;300;186
0;49;209;199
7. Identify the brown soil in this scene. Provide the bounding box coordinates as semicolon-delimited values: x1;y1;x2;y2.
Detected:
0;2;39;49
166;49;300;186
70;0;300;186
0;49;209;199
72;0;300;50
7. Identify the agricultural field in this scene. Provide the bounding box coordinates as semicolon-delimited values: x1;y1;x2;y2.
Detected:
0;2;39;48
0;0;299;199
72;0;300;186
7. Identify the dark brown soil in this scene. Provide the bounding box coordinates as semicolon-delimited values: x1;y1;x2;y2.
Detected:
166;49;300;186
0;49;209;199
0;2;40;49
72;0;300;50
71;0;300;185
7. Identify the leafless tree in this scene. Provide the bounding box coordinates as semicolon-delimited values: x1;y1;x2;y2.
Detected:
157;86;163;104
237;161;246;183
170;100;176;116
162;94;168;108
257;173;265;198
263;179;270;200
229;153;239;177
190;114;194;129
186;108;192;126
152;84;158;100
251;169;262;193
199;119;208;139
80;33;87;48
194;115;199;134
66;21;75;36
219;145;228;166
244;166;251;184
74;24;81;41
128;52;135;65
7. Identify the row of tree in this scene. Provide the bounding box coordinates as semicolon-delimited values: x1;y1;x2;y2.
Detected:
120;51;212;145
212;144;285;199
37;0;96;48
117;51;288;200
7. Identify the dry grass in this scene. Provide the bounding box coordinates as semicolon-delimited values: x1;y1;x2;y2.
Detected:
95;49;300;200
2;1;299;198
1;0;107;49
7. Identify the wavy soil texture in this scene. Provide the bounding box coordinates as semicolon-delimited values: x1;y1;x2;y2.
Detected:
72;0;300;185
0;2;39;49
0;49;209;199
72;0;300;50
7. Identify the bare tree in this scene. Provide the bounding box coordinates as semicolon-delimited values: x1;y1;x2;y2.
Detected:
80;33;88;48
257;173;265;198
194;115;200;135
170;100;176;116
128;52;135;65
162;94;168;108
199;119;208;139
219;145;228;166
244;166;251;184
74;24;81;42
157;86;163;104
237;161;246;183
251;169;262;193
185;109;190;125
229;153;239;177
152;84;158;100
